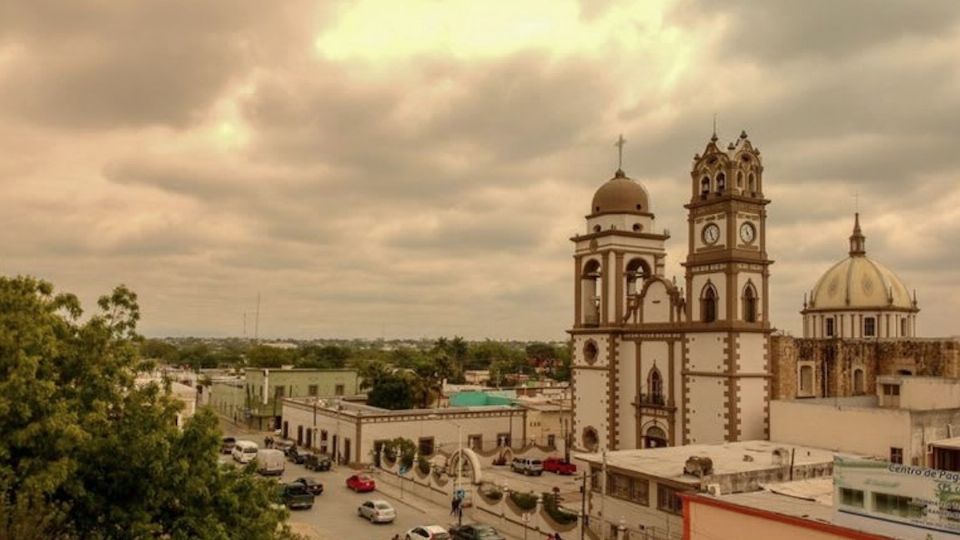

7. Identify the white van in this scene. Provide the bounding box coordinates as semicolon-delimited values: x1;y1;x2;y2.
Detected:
256;448;285;476
232;440;259;464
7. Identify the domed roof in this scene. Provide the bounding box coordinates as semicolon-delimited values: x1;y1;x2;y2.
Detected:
807;214;916;311
590;169;649;215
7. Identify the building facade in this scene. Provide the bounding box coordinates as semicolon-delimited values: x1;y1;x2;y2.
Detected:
571;131;773;452
281;398;527;465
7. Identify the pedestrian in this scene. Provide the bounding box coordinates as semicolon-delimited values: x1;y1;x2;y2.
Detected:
451;496;461;515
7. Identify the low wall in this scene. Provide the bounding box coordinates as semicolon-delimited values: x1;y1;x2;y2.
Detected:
376;447;580;538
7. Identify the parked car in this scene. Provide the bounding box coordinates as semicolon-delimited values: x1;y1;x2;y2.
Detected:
449;523;506;540
357;500;396;523
274;439;295;454
542;456;577;475
292;477;324;496
405;525;451;539
256;448;286;476
346;474;376;492
232;440;259;464
288;447;313;465
510;457;543;476
220;437;237;454
279;483;315;510
304;453;332;471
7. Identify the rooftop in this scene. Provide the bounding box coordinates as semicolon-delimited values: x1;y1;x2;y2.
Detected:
715;477;835;523
576;440;840;485
284;396;521;419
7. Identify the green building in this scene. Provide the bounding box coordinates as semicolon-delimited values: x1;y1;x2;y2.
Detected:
211;368;361;430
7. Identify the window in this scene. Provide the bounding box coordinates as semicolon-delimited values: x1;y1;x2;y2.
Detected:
582;427;599;451
882;384;901;397
825;317;835;337
864;317;877;337
716;173;726;192
308;384;318;396
547;435;556;449
320;430;328;441
497;433;511;448
873;492;921;518
700;177;710;195
890;447;904;464
701;285;717;323
583;341;599;365
418;437;435;456
736;171;744;188
468;434;482;450
743;285;758;323
607;473;649;504
647;368;664;405
853;369;865;395
335;384;345;396
799;365;814;395
840;488;865;508
748;173;756;192
274;386;285;399
901;318;908;337
657;484;683;514
590;467;602;493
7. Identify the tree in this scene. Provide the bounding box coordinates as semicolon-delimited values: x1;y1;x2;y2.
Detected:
367;375;414;410
0;276;296;539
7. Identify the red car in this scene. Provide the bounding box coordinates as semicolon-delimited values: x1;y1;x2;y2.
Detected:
543;457;577;475
346;474;376;492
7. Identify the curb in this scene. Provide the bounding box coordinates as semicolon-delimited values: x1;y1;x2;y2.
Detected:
373;480;430;514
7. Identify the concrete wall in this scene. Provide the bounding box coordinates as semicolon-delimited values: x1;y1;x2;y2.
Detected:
770;398;910;460
898;378;960;411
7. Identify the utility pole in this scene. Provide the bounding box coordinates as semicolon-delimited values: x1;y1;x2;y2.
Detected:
580;471;588;540
254;293;261;343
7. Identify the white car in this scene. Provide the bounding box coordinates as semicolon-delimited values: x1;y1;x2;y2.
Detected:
358;499;396;523
405;525;451;539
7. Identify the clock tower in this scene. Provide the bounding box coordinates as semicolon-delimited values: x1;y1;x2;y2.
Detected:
681;130;773;444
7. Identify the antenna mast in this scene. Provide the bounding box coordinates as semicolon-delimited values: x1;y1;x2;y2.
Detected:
254;293;261;343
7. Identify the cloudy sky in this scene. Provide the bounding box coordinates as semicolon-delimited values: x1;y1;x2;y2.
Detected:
2;0;959;340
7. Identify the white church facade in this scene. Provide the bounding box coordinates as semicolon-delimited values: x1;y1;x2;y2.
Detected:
570;131;773;451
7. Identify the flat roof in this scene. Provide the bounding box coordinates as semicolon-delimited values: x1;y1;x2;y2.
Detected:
930;437;960;450
716;483;834;523
576;441;840;485
284;397;521;418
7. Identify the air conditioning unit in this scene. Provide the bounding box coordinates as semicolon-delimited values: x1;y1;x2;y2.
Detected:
706;484;722;497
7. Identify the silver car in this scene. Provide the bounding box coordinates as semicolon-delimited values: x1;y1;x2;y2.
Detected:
358;499;396;523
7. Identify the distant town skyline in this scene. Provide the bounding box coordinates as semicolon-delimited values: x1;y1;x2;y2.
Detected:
2;1;959;340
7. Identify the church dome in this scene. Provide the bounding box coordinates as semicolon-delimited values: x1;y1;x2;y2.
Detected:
807;214;915;311
590;169;649;215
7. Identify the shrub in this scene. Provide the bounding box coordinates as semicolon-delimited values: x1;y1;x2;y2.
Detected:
417;455;431;475
509;491;537;512
542;492;578;525
479;483;503;502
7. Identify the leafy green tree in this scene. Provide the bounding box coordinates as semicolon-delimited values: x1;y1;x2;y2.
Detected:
246;345;292;368
0;276;296;539
367;375;414;410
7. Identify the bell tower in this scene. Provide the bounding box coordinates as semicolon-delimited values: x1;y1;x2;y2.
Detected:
681;130;773;444
570;136;670;452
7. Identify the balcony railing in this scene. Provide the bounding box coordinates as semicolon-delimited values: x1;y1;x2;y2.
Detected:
638;393;666;407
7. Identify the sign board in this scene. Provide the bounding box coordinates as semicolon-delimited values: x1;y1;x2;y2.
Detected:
834;456;960;539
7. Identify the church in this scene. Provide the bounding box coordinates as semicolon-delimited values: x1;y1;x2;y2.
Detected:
569;131;960;453
570;131;773;451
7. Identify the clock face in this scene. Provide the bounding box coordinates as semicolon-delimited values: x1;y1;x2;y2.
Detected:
739;222;756;244
702;223;721;245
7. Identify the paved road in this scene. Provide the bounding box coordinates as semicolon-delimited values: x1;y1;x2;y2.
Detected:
219;419;466;540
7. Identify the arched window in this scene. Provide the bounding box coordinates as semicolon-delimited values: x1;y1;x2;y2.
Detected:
700;177;710;196
716;173;726;192
742;284;758;323
701;284;718;323
644;426;667;448
625;258;650;296
748;173;756;193
581;260;601;326
647;368;664;405
736;171;744;188
853;369;865;395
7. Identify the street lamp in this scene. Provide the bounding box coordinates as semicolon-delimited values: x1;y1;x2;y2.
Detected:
427;412;464;526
